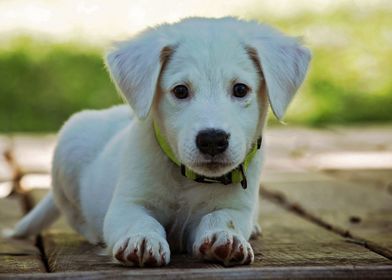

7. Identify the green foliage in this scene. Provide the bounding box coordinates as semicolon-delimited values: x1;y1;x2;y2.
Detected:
0;38;121;132
0;8;391;132
268;8;392;125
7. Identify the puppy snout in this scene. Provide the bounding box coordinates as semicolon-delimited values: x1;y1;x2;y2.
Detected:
196;129;230;156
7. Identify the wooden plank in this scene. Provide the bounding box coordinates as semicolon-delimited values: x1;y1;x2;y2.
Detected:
30;188;391;275
42;232;221;272
0;195;46;273
261;170;392;258
253;196;391;267
2;265;392;280
263;126;392;172
325;169;392;192
327;125;392;151
30;190;223;272
264;125;392;155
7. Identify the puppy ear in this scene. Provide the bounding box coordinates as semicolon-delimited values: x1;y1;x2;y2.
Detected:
247;27;311;120
105;30;173;120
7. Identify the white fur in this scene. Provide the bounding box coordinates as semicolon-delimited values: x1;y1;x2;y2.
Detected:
12;17;310;267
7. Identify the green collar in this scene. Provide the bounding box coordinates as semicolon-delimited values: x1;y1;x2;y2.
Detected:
153;122;261;189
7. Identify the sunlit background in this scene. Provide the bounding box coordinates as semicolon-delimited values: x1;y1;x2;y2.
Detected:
1;0;391;132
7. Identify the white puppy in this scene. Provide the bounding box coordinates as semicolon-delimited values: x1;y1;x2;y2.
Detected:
12;17;310;267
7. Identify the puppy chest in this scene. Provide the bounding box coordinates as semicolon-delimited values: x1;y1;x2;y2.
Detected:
165;201;204;253
164;188;224;252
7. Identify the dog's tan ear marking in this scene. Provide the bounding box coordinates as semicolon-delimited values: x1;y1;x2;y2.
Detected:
160;46;174;65
247;29;311;120
105;30;174;120
155;46;176;104
158;45;176;82
245;46;264;79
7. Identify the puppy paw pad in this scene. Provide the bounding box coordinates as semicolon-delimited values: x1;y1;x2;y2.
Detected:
214;240;232;259
193;231;254;266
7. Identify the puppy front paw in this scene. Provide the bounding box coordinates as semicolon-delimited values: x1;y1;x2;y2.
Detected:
193;230;254;266
113;233;170;267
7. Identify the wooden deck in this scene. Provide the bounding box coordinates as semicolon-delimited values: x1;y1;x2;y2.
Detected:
0;126;391;279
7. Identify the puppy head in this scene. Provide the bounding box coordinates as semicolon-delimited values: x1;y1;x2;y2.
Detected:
106;17;311;177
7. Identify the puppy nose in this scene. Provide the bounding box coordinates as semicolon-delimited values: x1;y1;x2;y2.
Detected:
196;129;229;156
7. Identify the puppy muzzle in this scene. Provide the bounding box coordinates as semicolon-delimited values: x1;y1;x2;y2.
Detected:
154;121;262;190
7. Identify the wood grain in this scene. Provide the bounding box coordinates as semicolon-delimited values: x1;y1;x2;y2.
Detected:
325;169;392;192
0;195;46;273
261;170;392;258
263;126;392;172
254;194;391;267
29;188;391;275
2;265;392;279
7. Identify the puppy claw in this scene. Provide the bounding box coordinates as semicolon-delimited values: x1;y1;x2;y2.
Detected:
113;234;170;267
193;231;254;266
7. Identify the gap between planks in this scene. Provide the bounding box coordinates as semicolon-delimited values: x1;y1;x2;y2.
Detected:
18;189;51;273
3;146;51;273
260;185;392;261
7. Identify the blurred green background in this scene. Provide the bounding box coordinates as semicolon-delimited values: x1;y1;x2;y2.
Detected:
1;1;391;132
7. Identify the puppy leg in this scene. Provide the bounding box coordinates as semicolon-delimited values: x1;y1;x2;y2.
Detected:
192;209;254;266
104;201;170;267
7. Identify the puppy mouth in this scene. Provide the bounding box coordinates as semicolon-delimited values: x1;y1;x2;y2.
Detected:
190;159;236;177
194;161;231;170
181;152;239;177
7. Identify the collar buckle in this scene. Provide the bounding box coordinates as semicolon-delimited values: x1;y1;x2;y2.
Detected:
195;173;233;185
257;136;262;149
238;164;247;189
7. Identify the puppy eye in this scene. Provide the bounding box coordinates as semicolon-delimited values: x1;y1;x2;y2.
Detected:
233;83;249;98
172;85;189;99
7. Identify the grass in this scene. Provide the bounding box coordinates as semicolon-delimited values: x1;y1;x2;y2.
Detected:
1;7;391;132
